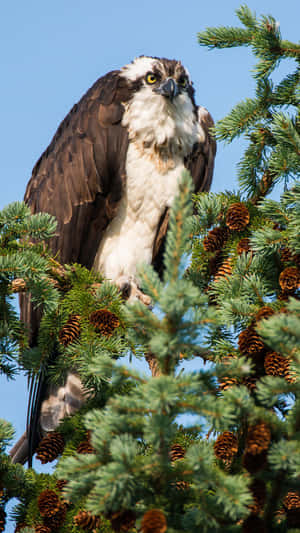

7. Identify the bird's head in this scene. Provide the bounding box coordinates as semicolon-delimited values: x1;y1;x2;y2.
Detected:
121;55;195;106
120;56;202;162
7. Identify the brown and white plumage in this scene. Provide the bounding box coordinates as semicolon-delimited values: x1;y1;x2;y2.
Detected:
11;56;216;464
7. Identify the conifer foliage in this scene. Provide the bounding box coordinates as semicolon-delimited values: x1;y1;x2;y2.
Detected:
0;4;299;532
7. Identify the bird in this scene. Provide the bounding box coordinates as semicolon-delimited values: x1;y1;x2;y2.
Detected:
10;55;216;465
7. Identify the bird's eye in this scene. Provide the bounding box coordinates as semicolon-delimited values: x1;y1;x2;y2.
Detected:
178;76;188;87
146;73;157;84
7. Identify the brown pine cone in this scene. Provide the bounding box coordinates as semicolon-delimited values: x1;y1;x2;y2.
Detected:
219;377;239;391
237;237;252;255
59;314;81;346
283;491;300;511
226;202;250;232
203;227;228;252
238;327;265;359
170;444;185;462
242;451;267;473
77;430;95;454
141;509;167;533
11;278;27;293
109;509;136;532
208;250;223;276
43;505;67;530
264;352;290;378
279;266;300;292
248;479;266;515
90;309;120;336
213;431;238;462
56;479;68;492
280;247;293;263
36;431;65;463
0;508;6;533
283;492;300;528
214;258;233;282
74;510;101;531
174;480;190;491
242;515;267;533
37;489;60;517
255;306;275;322
242;376;257;392
246;422;271;455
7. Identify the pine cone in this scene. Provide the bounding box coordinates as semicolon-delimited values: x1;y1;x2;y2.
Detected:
238;327;265;359
170;444;185;462
59;314;81;346
90;309;120;336
242;375;258;391
36;431;65;463
280;247;293;263
35;526;52;533
264;352;290;378
77;430;95;454
246;422;271;455
242;515;266;533
203;227;228;252
141;509;167;533
283;492;300;528
56;479;68;492
37;489;61;517
255;306;275;322
213;431;238;462
214;258;233;282
283;491;300;511
0;508;6;533
248;479;266;515
237;237;251;255
208;250;223;276
279;266;300;292
242;451;267;473
174;480;190;491
43;505;67;530
226;202;250;232
11;278;27;293
109;509;136;532
219;377;239;391
74;510;101;531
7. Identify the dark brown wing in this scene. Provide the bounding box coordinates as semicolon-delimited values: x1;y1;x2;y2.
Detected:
21;71;132;464
185;106;216;193
152;105;216;272
25;70;130;269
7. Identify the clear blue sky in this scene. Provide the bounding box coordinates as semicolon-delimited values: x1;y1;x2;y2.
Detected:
0;1;298;529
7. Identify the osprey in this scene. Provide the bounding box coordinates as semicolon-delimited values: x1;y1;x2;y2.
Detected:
11;56;216;464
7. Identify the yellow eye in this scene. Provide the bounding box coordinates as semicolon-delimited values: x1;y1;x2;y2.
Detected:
178;76;187;87
146;73;157;84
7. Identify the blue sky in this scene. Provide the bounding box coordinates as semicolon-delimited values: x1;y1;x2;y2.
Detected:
0;0;298;528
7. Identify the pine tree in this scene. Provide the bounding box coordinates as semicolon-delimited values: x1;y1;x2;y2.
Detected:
0;4;299;532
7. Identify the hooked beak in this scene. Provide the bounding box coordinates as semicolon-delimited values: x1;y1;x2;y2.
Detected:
154;78;179;101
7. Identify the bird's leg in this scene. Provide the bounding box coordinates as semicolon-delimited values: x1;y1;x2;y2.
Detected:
116;275;151;306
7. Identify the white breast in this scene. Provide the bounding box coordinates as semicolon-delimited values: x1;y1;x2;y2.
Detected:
93;143;185;282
